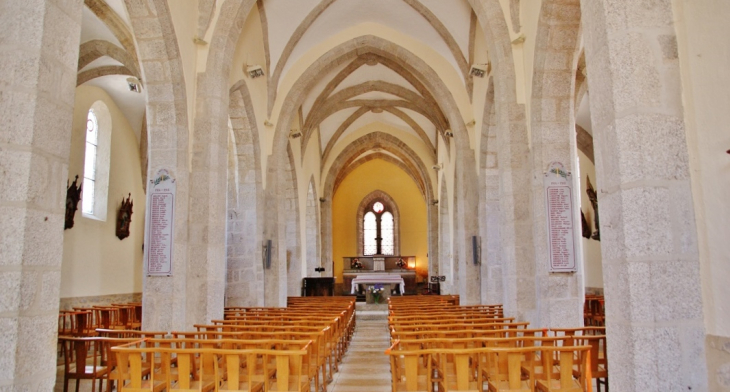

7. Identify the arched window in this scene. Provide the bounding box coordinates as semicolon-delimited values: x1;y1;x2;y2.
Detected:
82;109;98;215
359;193;400;255
81;102;111;220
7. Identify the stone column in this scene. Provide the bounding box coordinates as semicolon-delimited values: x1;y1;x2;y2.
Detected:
126;0;192;331
581;0;708;390
454;154;481;305
0;0;83;388
529;0;584;328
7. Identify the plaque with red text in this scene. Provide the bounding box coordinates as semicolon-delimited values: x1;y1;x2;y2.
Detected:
544;162;577;272
144;169;176;276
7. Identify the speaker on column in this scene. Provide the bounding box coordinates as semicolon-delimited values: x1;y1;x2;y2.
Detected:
263;239;272;269
472;235;481;265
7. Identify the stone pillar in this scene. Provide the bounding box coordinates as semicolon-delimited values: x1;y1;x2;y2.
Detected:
581;0;708;390
126;0;192;331
187;71;228;325
529;0;583;328
480;95;504;305
0;0;83;388
454;153;481;305
496;100;535;322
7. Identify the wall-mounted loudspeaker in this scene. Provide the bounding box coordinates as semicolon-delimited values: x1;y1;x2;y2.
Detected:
472;235;481;266
263;239;272;269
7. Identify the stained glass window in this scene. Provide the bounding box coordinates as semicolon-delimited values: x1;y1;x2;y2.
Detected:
364;212;377;255
82;109;98;215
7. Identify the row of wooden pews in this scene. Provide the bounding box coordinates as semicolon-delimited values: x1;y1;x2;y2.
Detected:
56;297;354;392
385;296;608;392
584;295;605;327
59;302;142;337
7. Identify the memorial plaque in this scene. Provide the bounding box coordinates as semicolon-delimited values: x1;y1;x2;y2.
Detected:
145;169;176;276
544;162;577;272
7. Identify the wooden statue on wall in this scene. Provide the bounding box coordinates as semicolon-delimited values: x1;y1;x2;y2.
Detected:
64;176;82;230
586;176;600;241
116;193;133;240
581;209;592;239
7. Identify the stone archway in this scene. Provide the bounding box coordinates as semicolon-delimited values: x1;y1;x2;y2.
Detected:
320;131;436;280
194;0;524;308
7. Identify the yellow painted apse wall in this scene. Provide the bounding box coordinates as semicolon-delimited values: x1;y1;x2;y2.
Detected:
332;159;428;285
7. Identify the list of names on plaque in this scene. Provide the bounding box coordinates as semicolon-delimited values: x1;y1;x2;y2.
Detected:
544;163;576;272
148;193;173;274
145;169;176;276
546;186;574;270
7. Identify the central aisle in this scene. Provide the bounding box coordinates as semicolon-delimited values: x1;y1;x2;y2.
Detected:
329;307;392;392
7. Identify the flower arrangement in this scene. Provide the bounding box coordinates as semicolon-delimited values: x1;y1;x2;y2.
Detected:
395;257;406;269
368;284;385;304
351;258;363;269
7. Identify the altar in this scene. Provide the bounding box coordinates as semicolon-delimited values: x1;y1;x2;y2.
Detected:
340;256;418;295
350;273;405;295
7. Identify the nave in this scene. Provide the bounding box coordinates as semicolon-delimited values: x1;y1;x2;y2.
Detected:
328;308;392;392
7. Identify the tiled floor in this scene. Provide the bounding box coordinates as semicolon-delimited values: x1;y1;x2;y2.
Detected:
328;309;391;392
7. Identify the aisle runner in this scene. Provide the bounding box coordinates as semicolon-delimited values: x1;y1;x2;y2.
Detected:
329;314;391;392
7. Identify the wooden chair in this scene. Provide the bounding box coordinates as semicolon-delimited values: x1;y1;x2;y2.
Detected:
433;349;483;392
480;346;537;392
213;350;264;392
261;345;311;392
575;335;607;391
101;337;149;392
59;336;109;392
535;346;591;392
112;341;166;392
385;342;436;392
168;349;216;392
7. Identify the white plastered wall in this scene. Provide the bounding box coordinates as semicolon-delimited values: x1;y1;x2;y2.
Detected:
577;149;603;290
61;85;145;299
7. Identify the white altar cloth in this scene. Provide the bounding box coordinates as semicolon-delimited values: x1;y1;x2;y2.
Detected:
350;273;405;295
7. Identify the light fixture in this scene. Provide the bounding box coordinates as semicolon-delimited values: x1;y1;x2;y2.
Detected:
432;163;443;171
319;197;326;203
444;131;454;137
126;77;141;93
263;120;274;127
465;119;476;127
246;64;265;78
289;129;301;139
470;64;488;78
431;200;439;205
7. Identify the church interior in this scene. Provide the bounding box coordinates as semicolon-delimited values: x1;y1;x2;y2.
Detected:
1;0;729;390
